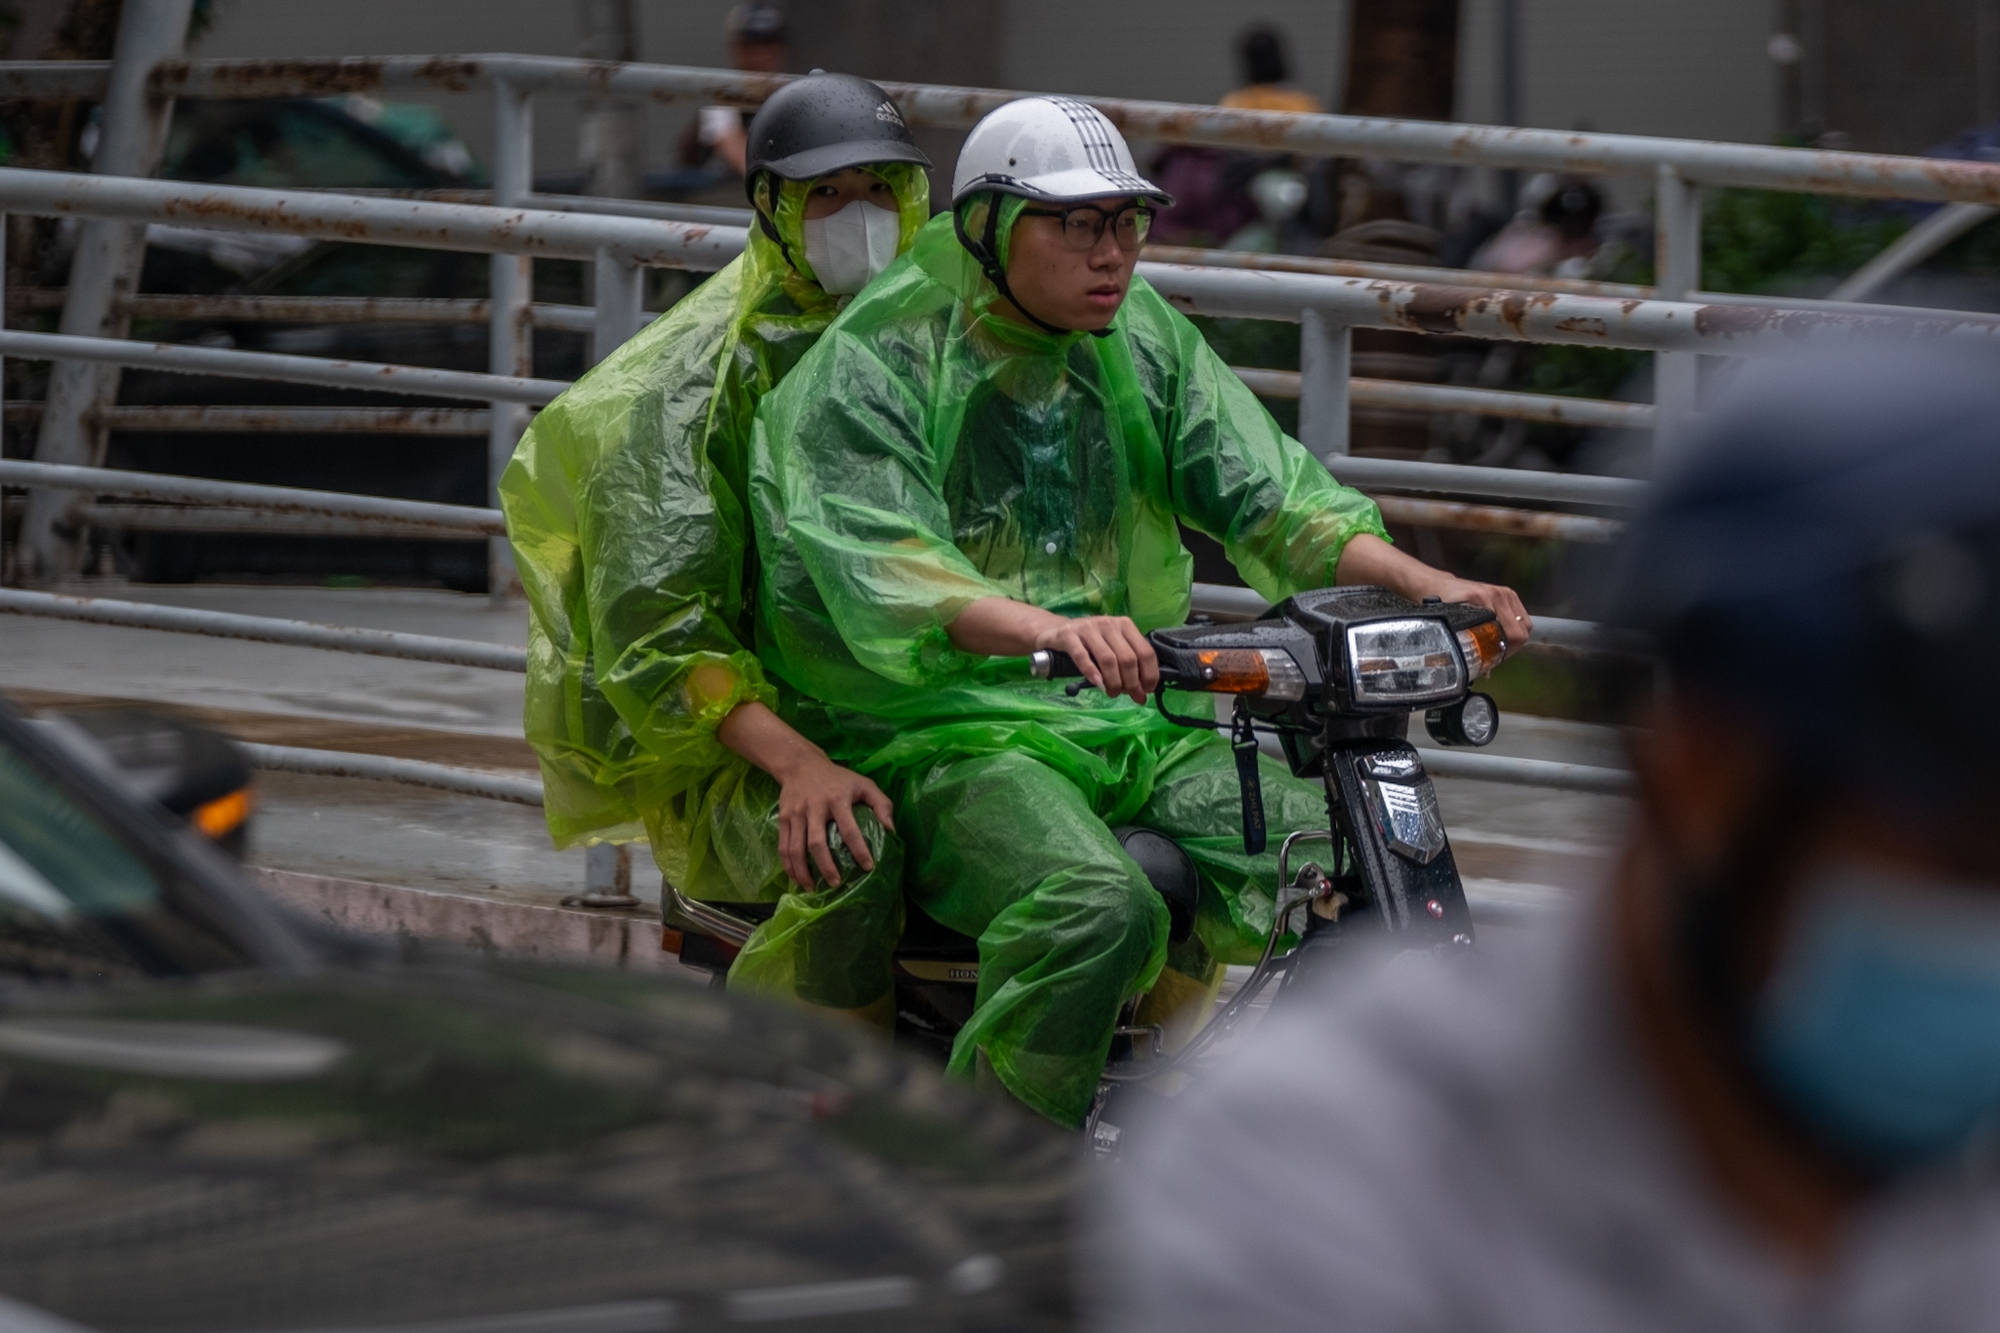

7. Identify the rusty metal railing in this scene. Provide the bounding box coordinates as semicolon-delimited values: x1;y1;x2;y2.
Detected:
7;52;1997;817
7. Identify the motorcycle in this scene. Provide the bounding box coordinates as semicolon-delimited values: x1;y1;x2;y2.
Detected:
661;586;1510;1148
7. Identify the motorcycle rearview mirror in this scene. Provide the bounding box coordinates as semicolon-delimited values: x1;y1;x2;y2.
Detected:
1425;691;1500;747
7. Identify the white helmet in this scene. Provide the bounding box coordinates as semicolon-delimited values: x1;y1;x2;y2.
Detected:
951;96;1172;206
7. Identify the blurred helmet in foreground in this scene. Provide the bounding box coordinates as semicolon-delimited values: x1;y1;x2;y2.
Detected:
1606;343;2000;800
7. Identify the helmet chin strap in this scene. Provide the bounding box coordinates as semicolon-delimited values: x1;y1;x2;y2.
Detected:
953;199;1115;339
753;173;807;278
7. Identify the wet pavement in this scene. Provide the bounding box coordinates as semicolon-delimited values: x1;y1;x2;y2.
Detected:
1422;712;1628;922
2;579;1629;928
247;771;625;906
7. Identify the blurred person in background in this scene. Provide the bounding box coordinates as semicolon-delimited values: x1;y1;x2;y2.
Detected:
1471;172;1614;279
1150;24;1321;249
1093;346;2000;1331
502;74;930;1026
1220;24;1324;115
680;1;790;179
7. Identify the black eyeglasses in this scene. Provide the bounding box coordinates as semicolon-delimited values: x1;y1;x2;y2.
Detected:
1019;203;1154;252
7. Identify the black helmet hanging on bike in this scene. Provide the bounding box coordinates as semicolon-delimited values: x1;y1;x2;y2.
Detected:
743;71;931;199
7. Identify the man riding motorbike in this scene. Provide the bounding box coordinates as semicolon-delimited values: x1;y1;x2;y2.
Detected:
499;73;930;1024
747;96;1531;1125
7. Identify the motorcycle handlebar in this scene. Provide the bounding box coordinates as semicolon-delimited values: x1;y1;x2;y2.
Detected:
1029;645;1188;697
1028;649;1085;681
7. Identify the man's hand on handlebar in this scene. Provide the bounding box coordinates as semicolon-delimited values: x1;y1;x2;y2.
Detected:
947;597;1160;702
1426;576;1532;646
1335;533;1533;646
1032;616;1160;703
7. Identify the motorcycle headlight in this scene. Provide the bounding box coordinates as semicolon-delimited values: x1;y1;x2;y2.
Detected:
1346;619;1465;706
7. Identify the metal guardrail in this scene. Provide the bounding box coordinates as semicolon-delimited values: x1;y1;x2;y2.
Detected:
92;406;490;435
0;459;505;534
0;579;1625;668
2;168;1983;528
4;54;1968;207
4;51;1974;818
1373;497;1619;543
0;327;566;404
10;288;606;334
241;743;545;805
1419;750;1634;795
6;169;1978;363
0;588;527;669
234;738;1627;807
1141;261;2000;353
5;452;1617;551
0;167;748;269
0;56;1993;517
4;403;495;436
1326;456;1643;507
1154;244;2000;326
1234;369;1655;432
0;585;1632;800
66;503;487;538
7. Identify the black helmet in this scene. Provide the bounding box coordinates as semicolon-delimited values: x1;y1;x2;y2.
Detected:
743;72;931;197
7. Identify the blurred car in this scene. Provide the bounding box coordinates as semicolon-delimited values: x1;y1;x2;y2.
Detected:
44;707;257;859
67;95;586;591
0;696;1074;1331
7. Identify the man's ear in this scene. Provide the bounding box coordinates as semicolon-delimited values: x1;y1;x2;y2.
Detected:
1627;691;1779;872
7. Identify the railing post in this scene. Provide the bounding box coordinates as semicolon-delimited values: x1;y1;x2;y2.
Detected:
1654;164;1702;455
1299;307;1352;458
20;0;193;583
488;79;534;599
578;842;639;908
590;247;643;366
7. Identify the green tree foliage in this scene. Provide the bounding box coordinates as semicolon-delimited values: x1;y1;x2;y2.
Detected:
1700;187;1912;296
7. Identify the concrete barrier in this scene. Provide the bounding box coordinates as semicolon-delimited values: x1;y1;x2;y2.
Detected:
250;866;698;978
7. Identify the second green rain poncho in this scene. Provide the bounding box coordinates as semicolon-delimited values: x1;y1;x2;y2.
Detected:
499;162;928;1012
749;202;1389;1123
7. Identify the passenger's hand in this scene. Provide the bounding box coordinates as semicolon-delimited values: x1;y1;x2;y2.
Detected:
1034;615;1160;702
1428;576;1533;647
775;754;896;890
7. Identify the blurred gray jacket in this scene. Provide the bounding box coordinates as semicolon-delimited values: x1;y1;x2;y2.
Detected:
1093;912;2000;1332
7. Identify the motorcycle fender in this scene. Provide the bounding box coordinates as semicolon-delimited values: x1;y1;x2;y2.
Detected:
1327;740;1475;945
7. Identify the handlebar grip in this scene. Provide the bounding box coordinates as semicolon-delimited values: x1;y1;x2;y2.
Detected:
1028;649;1086;680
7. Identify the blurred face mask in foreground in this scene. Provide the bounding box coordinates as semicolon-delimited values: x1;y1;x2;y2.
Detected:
802;199;900;295
1753;862;2000;1168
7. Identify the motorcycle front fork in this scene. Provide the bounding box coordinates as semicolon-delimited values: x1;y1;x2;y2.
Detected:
1285;736;1479;989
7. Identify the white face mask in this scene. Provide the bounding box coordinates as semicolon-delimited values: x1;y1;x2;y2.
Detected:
800;199;901;296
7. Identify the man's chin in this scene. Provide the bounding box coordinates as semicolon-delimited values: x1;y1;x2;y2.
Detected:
1073;300;1125;331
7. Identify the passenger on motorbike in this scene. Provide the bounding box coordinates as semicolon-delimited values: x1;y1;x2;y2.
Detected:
747;96;1530;1125
499;73;931;1024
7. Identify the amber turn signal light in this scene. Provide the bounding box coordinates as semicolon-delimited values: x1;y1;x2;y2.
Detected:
192;786;253;839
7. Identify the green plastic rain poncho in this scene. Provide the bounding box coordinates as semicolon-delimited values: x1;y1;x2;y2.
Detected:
749;199;1389;1124
498;163;929;1013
